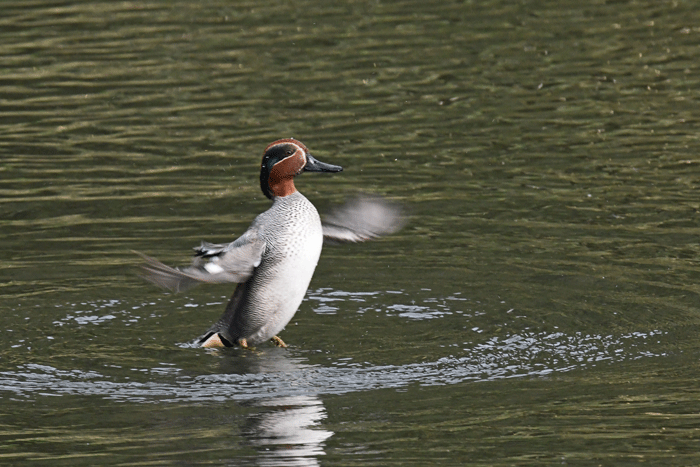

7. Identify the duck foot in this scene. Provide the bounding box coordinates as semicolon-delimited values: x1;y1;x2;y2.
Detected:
201;333;227;348
237;338;249;349
270;335;287;348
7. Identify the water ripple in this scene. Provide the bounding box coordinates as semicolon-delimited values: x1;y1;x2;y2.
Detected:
0;329;664;403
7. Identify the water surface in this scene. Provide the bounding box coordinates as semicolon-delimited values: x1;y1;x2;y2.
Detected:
2;0;700;465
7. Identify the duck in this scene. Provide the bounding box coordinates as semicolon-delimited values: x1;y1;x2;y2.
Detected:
137;138;403;349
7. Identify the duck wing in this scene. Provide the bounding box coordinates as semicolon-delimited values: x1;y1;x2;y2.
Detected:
322;195;405;243
136;230;265;293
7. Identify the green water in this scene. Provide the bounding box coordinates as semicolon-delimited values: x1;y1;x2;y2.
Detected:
2;0;700;465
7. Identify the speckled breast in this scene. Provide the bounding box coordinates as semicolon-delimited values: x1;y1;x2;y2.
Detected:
236;192;324;344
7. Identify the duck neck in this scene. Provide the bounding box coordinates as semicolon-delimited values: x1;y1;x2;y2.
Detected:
268;177;297;197
267;156;301;197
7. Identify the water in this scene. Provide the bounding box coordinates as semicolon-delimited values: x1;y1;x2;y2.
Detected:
2;0;700;464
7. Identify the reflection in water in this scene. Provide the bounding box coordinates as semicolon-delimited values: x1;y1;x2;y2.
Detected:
243;396;332;467
203;351;333;465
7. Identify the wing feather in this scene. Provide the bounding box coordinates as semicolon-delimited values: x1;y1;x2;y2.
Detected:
322;195;405;243
136;233;265;293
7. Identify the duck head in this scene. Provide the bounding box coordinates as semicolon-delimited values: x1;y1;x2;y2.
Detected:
260;139;343;199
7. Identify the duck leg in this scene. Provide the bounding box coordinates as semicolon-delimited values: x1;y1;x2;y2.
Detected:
270;335;287;348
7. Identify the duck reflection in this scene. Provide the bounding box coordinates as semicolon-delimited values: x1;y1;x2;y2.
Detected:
243;395;332;466
210;349;333;466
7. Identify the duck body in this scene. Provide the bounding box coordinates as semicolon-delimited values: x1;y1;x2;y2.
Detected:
138;138;404;348
203;191;324;346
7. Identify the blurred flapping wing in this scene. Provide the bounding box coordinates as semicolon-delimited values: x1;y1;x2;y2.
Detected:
322;195;405;243
136;233;265;293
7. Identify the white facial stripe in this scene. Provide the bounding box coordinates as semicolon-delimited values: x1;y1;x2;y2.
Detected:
273;143;305;165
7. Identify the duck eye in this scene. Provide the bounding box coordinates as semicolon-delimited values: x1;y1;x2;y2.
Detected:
286;149;294;156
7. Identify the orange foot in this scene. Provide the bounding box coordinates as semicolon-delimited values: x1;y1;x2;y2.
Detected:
270;335;287;348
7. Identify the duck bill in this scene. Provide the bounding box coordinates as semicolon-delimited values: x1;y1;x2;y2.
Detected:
304;154;343;173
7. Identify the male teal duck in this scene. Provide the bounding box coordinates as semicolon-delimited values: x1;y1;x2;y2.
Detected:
138;138;403;348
